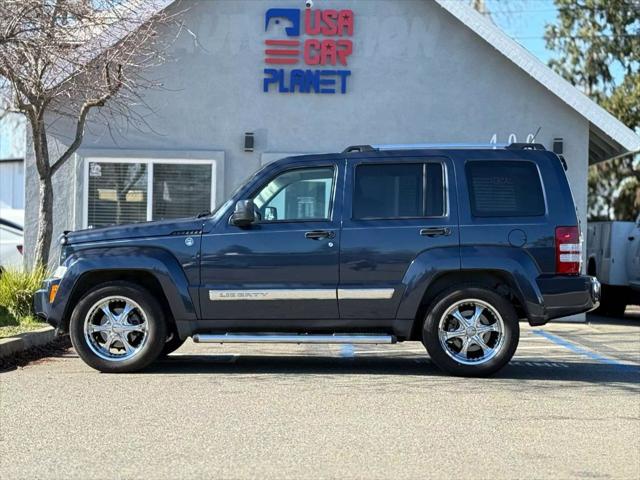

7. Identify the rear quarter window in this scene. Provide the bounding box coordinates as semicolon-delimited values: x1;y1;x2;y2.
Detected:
466;161;545;217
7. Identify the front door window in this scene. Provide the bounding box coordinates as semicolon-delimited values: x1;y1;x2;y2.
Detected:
253;167;334;222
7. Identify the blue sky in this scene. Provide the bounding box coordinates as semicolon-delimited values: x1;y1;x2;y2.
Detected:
487;0;630;88
486;0;558;65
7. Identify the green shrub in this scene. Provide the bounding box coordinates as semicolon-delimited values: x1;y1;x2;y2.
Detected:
0;305;18;327
0;266;47;321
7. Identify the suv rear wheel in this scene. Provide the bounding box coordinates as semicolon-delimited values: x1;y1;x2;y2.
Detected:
422;286;519;377
69;282;167;373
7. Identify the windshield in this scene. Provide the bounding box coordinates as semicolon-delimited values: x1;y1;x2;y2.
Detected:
209;167;267;222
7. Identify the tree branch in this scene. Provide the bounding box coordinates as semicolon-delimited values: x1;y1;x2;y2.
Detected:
121;163;145;195
50;63;123;176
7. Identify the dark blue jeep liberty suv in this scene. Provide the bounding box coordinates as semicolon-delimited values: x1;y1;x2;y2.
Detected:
35;143;600;376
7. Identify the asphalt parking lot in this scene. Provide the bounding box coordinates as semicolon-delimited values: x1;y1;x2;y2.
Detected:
1;310;639;480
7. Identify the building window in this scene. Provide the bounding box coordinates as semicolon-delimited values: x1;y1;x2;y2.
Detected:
85;159;215;228
152;163;212;221
87;162;148;227
466;160;545;217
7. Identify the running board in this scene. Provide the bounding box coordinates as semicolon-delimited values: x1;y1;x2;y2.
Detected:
192;333;396;344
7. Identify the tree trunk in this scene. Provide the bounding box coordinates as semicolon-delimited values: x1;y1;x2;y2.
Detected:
30;111;53;268
34;175;53;268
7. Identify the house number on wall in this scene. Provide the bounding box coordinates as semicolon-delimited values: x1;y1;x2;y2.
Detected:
490;133;537;145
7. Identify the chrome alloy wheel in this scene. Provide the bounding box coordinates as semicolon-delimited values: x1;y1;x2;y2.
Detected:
437;299;505;366
83;296;149;362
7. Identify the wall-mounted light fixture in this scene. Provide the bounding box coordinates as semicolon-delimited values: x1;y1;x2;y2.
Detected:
244;132;255;152
552;137;563;155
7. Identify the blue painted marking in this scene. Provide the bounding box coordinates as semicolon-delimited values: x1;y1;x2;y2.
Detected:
532;330;626;367
340;344;355;358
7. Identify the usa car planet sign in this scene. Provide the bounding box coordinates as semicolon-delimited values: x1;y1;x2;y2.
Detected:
263;6;354;94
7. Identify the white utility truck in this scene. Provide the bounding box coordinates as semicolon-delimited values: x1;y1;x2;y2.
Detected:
587;214;640;316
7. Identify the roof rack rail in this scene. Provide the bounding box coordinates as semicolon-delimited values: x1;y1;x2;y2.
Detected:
342;145;377;153
343;143;507;153
505;143;546;150
343;142;548;153
373;143;514;150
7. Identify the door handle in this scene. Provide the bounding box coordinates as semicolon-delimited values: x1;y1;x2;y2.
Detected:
629;236;636;241
305;230;335;240
420;227;451;237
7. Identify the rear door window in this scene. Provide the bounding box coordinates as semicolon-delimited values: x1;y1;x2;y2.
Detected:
353;162;444;219
425;163;445;217
466;161;545;217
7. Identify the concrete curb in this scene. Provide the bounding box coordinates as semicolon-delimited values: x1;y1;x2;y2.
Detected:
0;326;56;358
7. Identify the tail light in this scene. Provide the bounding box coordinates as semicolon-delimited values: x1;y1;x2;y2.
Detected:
555;226;581;275
16;245;23;255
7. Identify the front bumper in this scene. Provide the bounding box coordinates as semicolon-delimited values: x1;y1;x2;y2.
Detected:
530;275;600;325
33;278;63;330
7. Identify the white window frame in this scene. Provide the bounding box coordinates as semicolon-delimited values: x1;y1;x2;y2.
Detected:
83;157;217;228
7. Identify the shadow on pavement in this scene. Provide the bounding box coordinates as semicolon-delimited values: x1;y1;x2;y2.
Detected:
0;336;71;374
587;308;640;326
144;353;640;386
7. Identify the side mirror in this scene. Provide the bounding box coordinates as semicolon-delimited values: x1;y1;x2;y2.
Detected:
264;206;278;221
229;199;255;227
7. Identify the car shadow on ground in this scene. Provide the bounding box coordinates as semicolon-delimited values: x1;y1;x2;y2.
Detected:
587;309;640;326
144;354;640;386
0;336;71;374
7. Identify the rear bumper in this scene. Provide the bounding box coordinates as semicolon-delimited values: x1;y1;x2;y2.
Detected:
529;275;600;325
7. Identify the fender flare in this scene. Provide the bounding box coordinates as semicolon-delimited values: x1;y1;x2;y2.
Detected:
458;246;544;318
395;246;460;320
396;246;545;326
55;246;197;338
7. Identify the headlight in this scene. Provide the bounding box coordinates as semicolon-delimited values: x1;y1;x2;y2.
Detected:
52;265;67;279
59;245;69;265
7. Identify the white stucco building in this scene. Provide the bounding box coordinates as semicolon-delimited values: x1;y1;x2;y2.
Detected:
20;0;640;265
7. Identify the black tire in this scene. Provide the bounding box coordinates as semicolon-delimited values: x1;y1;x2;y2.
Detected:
422;286;519;377
160;330;186;357
595;285;627;317
69;281;167;373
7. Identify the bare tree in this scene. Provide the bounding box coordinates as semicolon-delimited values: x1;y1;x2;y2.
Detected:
0;0;179;267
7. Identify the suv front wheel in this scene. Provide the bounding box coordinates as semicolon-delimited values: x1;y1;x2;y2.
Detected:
422;286;519;377
161;330;186;357
69;282;167;373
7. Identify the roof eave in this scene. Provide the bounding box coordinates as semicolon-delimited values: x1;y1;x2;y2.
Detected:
434;0;640;155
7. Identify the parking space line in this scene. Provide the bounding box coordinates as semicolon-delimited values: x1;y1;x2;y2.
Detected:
340;344;355;358
515;345;558;350
532;330;630;367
